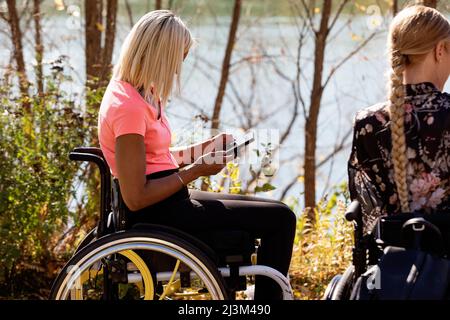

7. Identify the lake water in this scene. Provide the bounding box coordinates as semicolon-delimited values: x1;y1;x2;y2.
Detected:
2;4;450;205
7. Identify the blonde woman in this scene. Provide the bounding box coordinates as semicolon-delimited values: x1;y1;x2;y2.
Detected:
349;5;450;234
98;10;296;300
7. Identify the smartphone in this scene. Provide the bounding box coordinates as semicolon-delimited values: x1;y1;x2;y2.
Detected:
226;132;255;158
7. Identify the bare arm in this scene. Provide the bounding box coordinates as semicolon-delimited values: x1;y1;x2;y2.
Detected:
116;134;231;211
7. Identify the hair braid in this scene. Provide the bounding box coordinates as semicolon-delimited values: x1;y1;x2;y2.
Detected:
382;5;450;213
388;51;410;213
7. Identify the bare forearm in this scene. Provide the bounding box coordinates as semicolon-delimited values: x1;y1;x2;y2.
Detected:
130;167;199;210
117;134;230;211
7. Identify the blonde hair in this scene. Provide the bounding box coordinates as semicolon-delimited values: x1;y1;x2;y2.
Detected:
387;5;450;212
114;10;193;106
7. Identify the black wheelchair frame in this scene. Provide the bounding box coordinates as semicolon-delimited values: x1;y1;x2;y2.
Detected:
70;147;112;238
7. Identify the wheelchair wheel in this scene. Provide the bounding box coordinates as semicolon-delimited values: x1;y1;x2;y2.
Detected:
323;265;355;300
73;227;97;255
323;274;342;300
50;230;229;300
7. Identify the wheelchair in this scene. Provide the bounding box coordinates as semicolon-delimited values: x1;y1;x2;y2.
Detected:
323;200;450;300
50;147;293;300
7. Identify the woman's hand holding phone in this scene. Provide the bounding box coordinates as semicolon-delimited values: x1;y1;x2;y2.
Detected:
179;151;234;183
178;132;235;183
190;151;234;177
177;131;256;184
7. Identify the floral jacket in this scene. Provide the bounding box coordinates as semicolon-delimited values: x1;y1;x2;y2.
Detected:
348;82;450;234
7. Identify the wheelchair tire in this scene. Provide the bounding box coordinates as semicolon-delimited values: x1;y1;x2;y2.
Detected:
330;265;355;300
323;275;342;300
50;230;229;300
73;227;97;255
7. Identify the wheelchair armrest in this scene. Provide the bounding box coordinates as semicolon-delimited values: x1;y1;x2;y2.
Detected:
69;152;109;176
72;147;104;158
345;200;361;222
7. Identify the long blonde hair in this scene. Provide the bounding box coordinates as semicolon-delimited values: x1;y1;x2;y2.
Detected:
387;5;450;212
114;10;193;106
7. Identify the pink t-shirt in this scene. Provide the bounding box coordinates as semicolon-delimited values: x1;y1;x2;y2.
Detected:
98;79;179;178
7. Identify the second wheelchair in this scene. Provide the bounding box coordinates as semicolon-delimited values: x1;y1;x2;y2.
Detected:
324;201;450;300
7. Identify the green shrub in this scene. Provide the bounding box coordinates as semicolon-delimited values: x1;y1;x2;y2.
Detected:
0;69;101;297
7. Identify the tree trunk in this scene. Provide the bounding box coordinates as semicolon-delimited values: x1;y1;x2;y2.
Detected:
85;0;118;89
100;0;118;85
6;0;29;99
85;0;103;86
84;1;118;224
416;0;438;7
211;0;242;130
155;0;162;10
393;0;398;15
303;0;332;223
33;0;44;96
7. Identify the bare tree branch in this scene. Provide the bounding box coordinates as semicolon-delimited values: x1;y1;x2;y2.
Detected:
328;0;350;32
211;0;242;130
6;0;29;99
33;0;43;95
125;0;134;28
278;126;352;201
298;0;317;34
323;31;378;89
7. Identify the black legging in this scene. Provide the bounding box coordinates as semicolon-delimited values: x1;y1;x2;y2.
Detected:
126;169;297;300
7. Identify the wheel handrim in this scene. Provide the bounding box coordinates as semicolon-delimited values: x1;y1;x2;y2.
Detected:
55;237;225;300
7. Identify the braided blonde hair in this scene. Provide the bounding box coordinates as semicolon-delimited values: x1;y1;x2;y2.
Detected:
387;5;450;212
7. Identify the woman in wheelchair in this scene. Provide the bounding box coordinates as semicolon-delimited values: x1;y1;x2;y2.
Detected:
330;5;450;299
96;10;296;300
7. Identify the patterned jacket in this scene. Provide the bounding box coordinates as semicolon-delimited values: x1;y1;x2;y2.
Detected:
348;82;450;234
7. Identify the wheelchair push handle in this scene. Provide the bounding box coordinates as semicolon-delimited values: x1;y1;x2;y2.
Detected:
401;217;444;253
345;200;361;222
401;217;442;238
72;147;104;157
69;152;109;176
